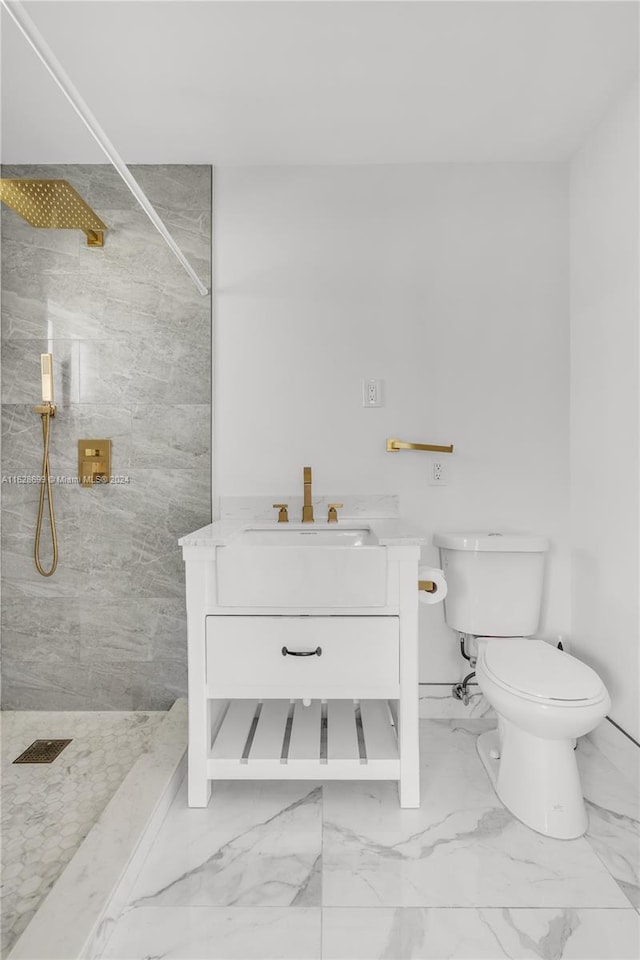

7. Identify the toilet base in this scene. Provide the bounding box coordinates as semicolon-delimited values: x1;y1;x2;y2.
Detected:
477;728;501;790
477;728;588;840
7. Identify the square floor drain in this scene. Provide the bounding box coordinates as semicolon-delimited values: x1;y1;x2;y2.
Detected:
13;739;72;764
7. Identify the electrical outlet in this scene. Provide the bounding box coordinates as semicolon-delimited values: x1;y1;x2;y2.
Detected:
428;459;449;486
362;379;383;407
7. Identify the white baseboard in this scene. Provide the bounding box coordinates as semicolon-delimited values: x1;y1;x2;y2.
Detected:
588;716;640;791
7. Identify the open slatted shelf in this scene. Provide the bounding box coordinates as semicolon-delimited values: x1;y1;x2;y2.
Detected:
207;699;400;780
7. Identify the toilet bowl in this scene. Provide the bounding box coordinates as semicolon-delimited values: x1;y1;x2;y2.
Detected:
475;637;610;839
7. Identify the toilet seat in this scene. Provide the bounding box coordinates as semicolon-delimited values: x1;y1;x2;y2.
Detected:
478;637;606;705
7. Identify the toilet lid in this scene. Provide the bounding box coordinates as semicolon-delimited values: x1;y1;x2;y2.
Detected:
481;638;605;701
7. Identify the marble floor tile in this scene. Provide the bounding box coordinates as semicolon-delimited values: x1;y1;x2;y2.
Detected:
84;719;639;960
322;782;627;909
578;737;640;909
126;779;322;908
322;721;629;908
322;906;640;959
100;906;320;960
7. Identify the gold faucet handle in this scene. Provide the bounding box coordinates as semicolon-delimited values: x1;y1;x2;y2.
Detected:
327;503;343;523
273;503;289;523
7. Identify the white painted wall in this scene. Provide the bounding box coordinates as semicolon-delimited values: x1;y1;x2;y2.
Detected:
569;84;639;739
214;164;570;681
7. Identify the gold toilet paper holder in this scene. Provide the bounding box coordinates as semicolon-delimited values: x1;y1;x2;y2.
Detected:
418;580;437;593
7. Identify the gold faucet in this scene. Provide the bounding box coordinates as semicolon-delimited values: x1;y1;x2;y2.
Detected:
302;466;314;523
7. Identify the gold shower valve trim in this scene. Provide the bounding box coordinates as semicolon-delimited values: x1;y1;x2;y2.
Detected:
0;179;107;247
78;439;112;487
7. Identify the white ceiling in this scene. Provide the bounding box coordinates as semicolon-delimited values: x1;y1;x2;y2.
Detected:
1;0;638;165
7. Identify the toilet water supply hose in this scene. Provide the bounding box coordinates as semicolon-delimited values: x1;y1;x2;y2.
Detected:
34;405;58;577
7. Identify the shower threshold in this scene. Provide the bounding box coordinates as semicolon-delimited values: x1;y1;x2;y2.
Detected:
3;701;186;960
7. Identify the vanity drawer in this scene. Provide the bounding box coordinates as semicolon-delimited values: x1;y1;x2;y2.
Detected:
206;616;399;699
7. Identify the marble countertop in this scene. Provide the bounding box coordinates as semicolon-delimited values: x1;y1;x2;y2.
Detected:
179;517;426;548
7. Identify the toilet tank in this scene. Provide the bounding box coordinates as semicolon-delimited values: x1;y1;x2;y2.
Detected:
433;533;549;636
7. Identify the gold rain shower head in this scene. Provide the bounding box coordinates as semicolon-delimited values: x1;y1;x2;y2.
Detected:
0;179;107;246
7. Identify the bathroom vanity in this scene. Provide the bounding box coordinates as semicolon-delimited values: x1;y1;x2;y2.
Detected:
180;517;424;808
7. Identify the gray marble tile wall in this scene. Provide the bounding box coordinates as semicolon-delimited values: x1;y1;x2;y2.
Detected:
1;165;212;709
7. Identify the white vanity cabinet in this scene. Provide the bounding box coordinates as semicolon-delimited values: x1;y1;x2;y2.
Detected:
180;520;423;808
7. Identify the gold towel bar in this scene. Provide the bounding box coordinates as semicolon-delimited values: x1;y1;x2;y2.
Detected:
387;438;454;453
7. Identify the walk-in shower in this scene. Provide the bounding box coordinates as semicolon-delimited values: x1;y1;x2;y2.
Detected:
0;178;109;577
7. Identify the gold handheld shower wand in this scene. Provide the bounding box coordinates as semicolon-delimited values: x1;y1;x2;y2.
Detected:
33;354;58;577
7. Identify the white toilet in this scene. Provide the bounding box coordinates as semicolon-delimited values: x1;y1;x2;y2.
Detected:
434;532;610;840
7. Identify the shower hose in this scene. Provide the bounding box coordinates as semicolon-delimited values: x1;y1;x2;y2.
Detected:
34;405;58;577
